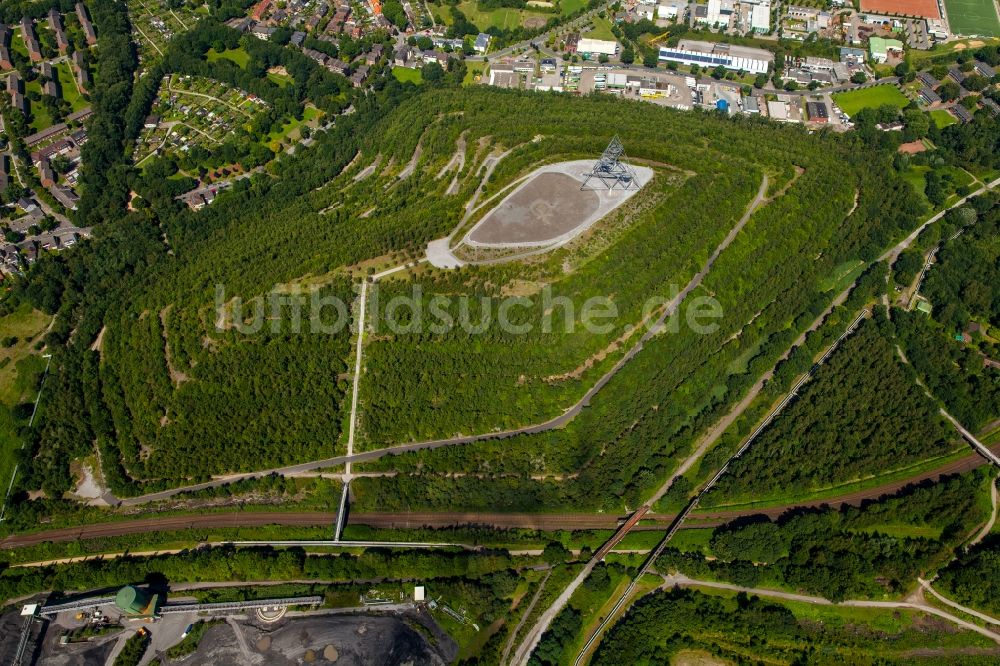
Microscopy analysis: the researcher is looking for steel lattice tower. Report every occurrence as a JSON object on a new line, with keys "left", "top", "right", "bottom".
{"left": 581, "top": 136, "right": 638, "bottom": 191}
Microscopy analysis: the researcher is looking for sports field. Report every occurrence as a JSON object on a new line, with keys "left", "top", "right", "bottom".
{"left": 860, "top": 0, "right": 939, "bottom": 18}
{"left": 945, "top": 0, "right": 1000, "bottom": 36}
{"left": 832, "top": 85, "right": 909, "bottom": 116}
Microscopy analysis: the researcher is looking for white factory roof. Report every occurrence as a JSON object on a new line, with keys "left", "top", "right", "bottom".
{"left": 658, "top": 2, "right": 680, "bottom": 16}
{"left": 751, "top": 3, "right": 770, "bottom": 31}
{"left": 607, "top": 72, "right": 628, "bottom": 86}
{"left": 662, "top": 39, "right": 773, "bottom": 73}
{"left": 707, "top": 0, "right": 722, "bottom": 24}
{"left": 577, "top": 37, "right": 619, "bottom": 55}
{"left": 680, "top": 39, "right": 773, "bottom": 61}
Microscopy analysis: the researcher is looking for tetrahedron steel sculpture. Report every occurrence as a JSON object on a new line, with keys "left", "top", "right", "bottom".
{"left": 581, "top": 136, "right": 638, "bottom": 191}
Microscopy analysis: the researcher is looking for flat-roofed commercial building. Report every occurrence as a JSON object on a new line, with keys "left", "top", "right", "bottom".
{"left": 659, "top": 40, "right": 772, "bottom": 74}
{"left": 806, "top": 101, "right": 829, "bottom": 122}
{"left": 750, "top": 2, "right": 770, "bottom": 32}
{"left": 577, "top": 37, "right": 618, "bottom": 57}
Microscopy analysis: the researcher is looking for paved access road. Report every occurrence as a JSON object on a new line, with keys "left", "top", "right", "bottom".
{"left": 881, "top": 175, "right": 1000, "bottom": 264}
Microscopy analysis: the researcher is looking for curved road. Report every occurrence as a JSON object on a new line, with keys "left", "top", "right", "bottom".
{"left": 971, "top": 477, "right": 998, "bottom": 546}
{"left": 919, "top": 578, "right": 1000, "bottom": 629}
{"left": 552, "top": 177, "right": 1000, "bottom": 665}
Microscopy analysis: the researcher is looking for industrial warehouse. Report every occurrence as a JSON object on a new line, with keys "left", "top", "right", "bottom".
{"left": 2, "top": 582, "right": 452, "bottom": 664}
{"left": 657, "top": 40, "right": 774, "bottom": 75}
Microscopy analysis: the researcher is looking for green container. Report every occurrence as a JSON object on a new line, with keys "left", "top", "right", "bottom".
{"left": 115, "top": 585, "right": 151, "bottom": 615}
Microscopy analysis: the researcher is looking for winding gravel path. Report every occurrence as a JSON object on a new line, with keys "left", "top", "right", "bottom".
{"left": 665, "top": 574, "right": 1000, "bottom": 644}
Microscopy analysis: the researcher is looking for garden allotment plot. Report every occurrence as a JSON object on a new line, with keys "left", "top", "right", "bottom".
{"left": 128, "top": 0, "right": 204, "bottom": 64}
{"left": 136, "top": 74, "right": 267, "bottom": 166}
{"left": 945, "top": 0, "right": 1000, "bottom": 36}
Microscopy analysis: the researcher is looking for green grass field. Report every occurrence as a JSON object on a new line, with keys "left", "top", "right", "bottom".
{"left": 832, "top": 85, "right": 909, "bottom": 116}
{"left": 945, "top": 0, "right": 1000, "bottom": 36}
{"left": 560, "top": 0, "right": 586, "bottom": 14}
{"left": 266, "top": 71, "right": 294, "bottom": 87}
{"left": 903, "top": 164, "right": 931, "bottom": 199}
{"left": 563, "top": 573, "right": 633, "bottom": 664}
{"left": 207, "top": 47, "right": 250, "bottom": 68}
{"left": 436, "top": 1, "right": 551, "bottom": 30}
{"left": 464, "top": 61, "right": 487, "bottom": 85}
{"left": 392, "top": 66, "right": 423, "bottom": 84}
{"left": 266, "top": 105, "right": 323, "bottom": 151}
{"left": 851, "top": 523, "right": 943, "bottom": 539}
{"left": 585, "top": 15, "right": 617, "bottom": 40}
{"left": 24, "top": 79, "right": 54, "bottom": 133}
{"left": 700, "top": 444, "right": 971, "bottom": 511}
{"left": 920, "top": 164, "right": 979, "bottom": 206}
{"left": 666, "top": 528, "right": 714, "bottom": 554}
{"left": 946, "top": 165, "right": 976, "bottom": 188}
{"left": 0, "top": 407, "right": 21, "bottom": 506}
{"left": 54, "top": 62, "right": 88, "bottom": 111}
{"left": 0, "top": 304, "right": 50, "bottom": 498}
{"left": 818, "top": 259, "right": 866, "bottom": 293}
{"left": 10, "top": 29, "right": 29, "bottom": 59}
{"left": 984, "top": 424, "right": 1000, "bottom": 444}
{"left": 0, "top": 304, "right": 50, "bottom": 406}
{"left": 930, "top": 108, "right": 958, "bottom": 128}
